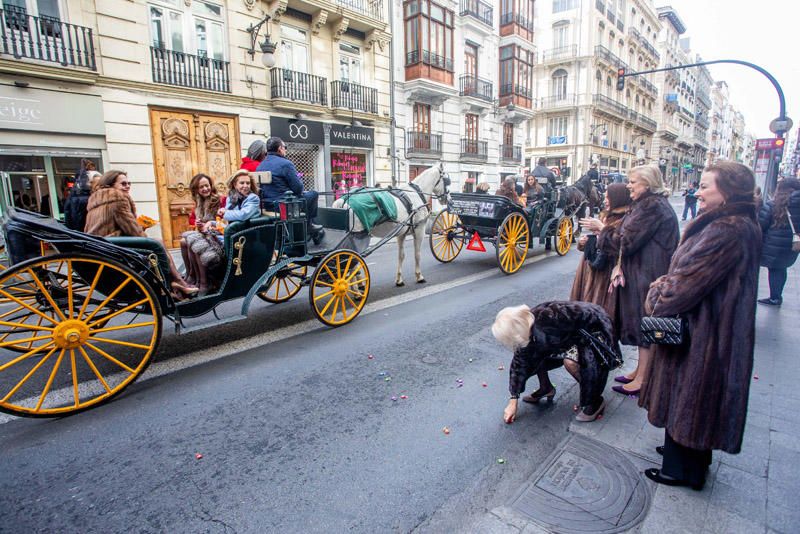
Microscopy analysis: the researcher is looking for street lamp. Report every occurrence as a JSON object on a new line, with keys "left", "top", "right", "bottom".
{"left": 246, "top": 15, "right": 277, "bottom": 68}
{"left": 589, "top": 123, "right": 608, "bottom": 145}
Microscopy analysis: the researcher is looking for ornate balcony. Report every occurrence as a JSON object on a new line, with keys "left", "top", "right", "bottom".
{"left": 459, "top": 74, "right": 493, "bottom": 102}
{"left": 407, "top": 131, "right": 442, "bottom": 158}
{"left": 539, "top": 94, "right": 576, "bottom": 111}
{"left": 541, "top": 45, "right": 577, "bottom": 64}
{"left": 270, "top": 68, "right": 327, "bottom": 107}
{"left": 150, "top": 46, "right": 230, "bottom": 92}
{"left": 331, "top": 80, "right": 378, "bottom": 114}
{"left": 460, "top": 139, "right": 488, "bottom": 162}
{"left": 460, "top": 0, "right": 492, "bottom": 28}
{"left": 594, "top": 45, "right": 627, "bottom": 70}
{"left": 593, "top": 93, "right": 629, "bottom": 119}
{"left": 500, "top": 144, "right": 522, "bottom": 164}
{"left": 0, "top": 8, "right": 96, "bottom": 71}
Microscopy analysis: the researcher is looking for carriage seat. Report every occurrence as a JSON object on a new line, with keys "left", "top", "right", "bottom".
{"left": 222, "top": 215, "right": 278, "bottom": 253}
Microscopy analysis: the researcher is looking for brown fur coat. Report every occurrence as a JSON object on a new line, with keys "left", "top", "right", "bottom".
{"left": 84, "top": 188, "right": 145, "bottom": 237}
{"left": 616, "top": 192, "right": 679, "bottom": 346}
{"left": 639, "top": 202, "right": 761, "bottom": 453}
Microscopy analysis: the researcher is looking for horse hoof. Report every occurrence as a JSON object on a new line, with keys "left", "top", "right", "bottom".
{"left": 417, "top": 278, "right": 426, "bottom": 284}
{"left": 396, "top": 281, "right": 405, "bottom": 287}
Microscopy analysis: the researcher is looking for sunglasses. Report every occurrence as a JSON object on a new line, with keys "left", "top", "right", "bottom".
{"left": 118, "top": 181, "right": 131, "bottom": 187}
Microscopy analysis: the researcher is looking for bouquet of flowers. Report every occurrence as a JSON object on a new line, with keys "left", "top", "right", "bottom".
{"left": 137, "top": 214, "right": 158, "bottom": 229}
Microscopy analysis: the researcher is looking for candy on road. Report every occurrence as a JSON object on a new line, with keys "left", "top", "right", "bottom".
{"left": 195, "top": 453, "right": 203, "bottom": 460}
{"left": 442, "top": 427, "right": 450, "bottom": 435}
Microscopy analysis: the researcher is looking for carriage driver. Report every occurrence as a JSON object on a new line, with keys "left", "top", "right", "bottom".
{"left": 531, "top": 157, "right": 558, "bottom": 191}
{"left": 257, "top": 137, "right": 325, "bottom": 244}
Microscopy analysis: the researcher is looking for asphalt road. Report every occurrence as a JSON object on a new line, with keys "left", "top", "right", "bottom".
{"left": 0, "top": 239, "right": 589, "bottom": 533}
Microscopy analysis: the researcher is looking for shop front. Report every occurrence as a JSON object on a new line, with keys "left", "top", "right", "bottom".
{"left": 269, "top": 116, "right": 374, "bottom": 201}
{"left": 0, "top": 84, "right": 106, "bottom": 219}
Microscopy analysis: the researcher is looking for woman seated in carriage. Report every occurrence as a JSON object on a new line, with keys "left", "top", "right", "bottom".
{"left": 522, "top": 174, "right": 545, "bottom": 208}
{"left": 84, "top": 170, "right": 199, "bottom": 298}
{"left": 495, "top": 177, "right": 524, "bottom": 207}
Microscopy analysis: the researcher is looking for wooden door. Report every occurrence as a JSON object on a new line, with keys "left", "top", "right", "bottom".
{"left": 150, "top": 108, "right": 240, "bottom": 247}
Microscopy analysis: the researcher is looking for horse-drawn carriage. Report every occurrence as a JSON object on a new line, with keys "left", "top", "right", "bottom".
{"left": 429, "top": 185, "right": 586, "bottom": 274}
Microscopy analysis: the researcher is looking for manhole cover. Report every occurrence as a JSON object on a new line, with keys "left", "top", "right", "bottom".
{"left": 511, "top": 435, "right": 651, "bottom": 533}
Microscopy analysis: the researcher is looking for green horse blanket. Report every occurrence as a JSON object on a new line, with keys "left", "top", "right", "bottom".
{"left": 341, "top": 187, "right": 398, "bottom": 232}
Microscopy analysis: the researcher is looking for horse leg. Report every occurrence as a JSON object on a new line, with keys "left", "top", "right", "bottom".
{"left": 396, "top": 233, "right": 406, "bottom": 287}
{"left": 414, "top": 224, "right": 426, "bottom": 283}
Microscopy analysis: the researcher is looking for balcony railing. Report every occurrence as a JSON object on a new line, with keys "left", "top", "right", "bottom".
{"left": 407, "top": 131, "right": 442, "bottom": 156}
{"left": 459, "top": 0, "right": 492, "bottom": 27}
{"left": 500, "top": 12, "right": 533, "bottom": 32}
{"left": 541, "top": 45, "right": 577, "bottom": 62}
{"left": 150, "top": 47, "right": 230, "bottom": 92}
{"left": 640, "top": 78, "right": 658, "bottom": 96}
{"left": 499, "top": 84, "right": 533, "bottom": 100}
{"left": 594, "top": 45, "right": 627, "bottom": 70}
{"left": 459, "top": 74, "right": 493, "bottom": 101}
{"left": 697, "top": 91, "right": 711, "bottom": 108}
{"left": 0, "top": 8, "right": 96, "bottom": 70}
{"left": 333, "top": 0, "right": 384, "bottom": 21}
{"left": 405, "top": 49, "right": 454, "bottom": 72}
{"left": 331, "top": 80, "right": 378, "bottom": 113}
{"left": 638, "top": 36, "right": 660, "bottom": 61}
{"left": 460, "top": 139, "right": 488, "bottom": 161}
{"left": 270, "top": 68, "right": 327, "bottom": 105}
{"left": 539, "top": 94, "right": 576, "bottom": 109}
{"left": 500, "top": 144, "right": 522, "bottom": 163}
{"left": 593, "top": 93, "right": 629, "bottom": 119}
{"left": 639, "top": 115, "right": 657, "bottom": 131}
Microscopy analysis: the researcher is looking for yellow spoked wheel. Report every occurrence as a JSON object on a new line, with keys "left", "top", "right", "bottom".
{"left": 0, "top": 254, "right": 161, "bottom": 417}
{"left": 429, "top": 210, "right": 465, "bottom": 263}
{"left": 309, "top": 250, "right": 370, "bottom": 327}
{"left": 496, "top": 213, "right": 530, "bottom": 275}
{"left": 555, "top": 217, "right": 574, "bottom": 256}
{"left": 257, "top": 263, "right": 308, "bottom": 303}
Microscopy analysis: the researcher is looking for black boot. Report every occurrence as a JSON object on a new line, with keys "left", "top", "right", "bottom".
{"left": 307, "top": 222, "right": 325, "bottom": 245}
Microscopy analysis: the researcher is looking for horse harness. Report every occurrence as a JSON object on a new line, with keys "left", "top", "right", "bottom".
{"left": 388, "top": 184, "right": 430, "bottom": 229}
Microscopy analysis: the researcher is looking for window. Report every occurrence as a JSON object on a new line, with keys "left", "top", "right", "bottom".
{"left": 501, "top": 0, "right": 534, "bottom": 29}
{"left": 464, "top": 42, "right": 478, "bottom": 77}
{"left": 503, "top": 123, "right": 514, "bottom": 146}
{"left": 339, "top": 42, "right": 362, "bottom": 84}
{"left": 280, "top": 26, "right": 309, "bottom": 73}
{"left": 553, "top": 23, "right": 569, "bottom": 49}
{"left": 553, "top": 0, "right": 577, "bottom": 12}
{"left": 3, "top": 0, "right": 60, "bottom": 20}
{"left": 404, "top": 0, "right": 454, "bottom": 71}
{"left": 413, "top": 103, "right": 431, "bottom": 133}
{"left": 548, "top": 116, "right": 568, "bottom": 137}
{"left": 149, "top": 0, "right": 225, "bottom": 59}
{"left": 551, "top": 69, "right": 568, "bottom": 99}
{"left": 499, "top": 44, "right": 534, "bottom": 98}
{"left": 465, "top": 114, "right": 479, "bottom": 140}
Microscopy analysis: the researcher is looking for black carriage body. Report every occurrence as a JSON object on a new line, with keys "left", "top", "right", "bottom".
{"left": 447, "top": 192, "right": 561, "bottom": 243}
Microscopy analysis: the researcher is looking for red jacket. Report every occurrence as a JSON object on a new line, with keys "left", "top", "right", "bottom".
{"left": 240, "top": 157, "right": 262, "bottom": 172}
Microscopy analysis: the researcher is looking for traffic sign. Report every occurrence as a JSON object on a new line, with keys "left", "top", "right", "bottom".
{"left": 769, "top": 117, "right": 793, "bottom": 135}
{"left": 467, "top": 233, "right": 486, "bottom": 252}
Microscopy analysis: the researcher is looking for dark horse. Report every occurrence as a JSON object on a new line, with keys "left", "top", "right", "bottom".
{"left": 560, "top": 174, "right": 602, "bottom": 218}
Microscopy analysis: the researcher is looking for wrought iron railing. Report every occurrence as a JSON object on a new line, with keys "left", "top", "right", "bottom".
{"left": 539, "top": 94, "right": 576, "bottom": 109}
{"left": 333, "top": 0, "right": 384, "bottom": 20}
{"left": 499, "top": 12, "right": 533, "bottom": 32}
{"left": 639, "top": 115, "right": 657, "bottom": 131}
{"left": 331, "top": 80, "right": 378, "bottom": 113}
{"left": 593, "top": 93, "right": 629, "bottom": 119}
{"left": 595, "top": 45, "right": 627, "bottom": 70}
{"left": 500, "top": 144, "right": 522, "bottom": 163}
{"left": 460, "top": 139, "right": 488, "bottom": 160}
{"left": 459, "top": 0, "right": 492, "bottom": 27}
{"left": 407, "top": 131, "right": 442, "bottom": 156}
{"left": 640, "top": 78, "right": 658, "bottom": 96}
{"left": 541, "top": 45, "right": 577, "bottom": 62}
{"left": 270, "top": 68, "right": 327, "bottom": 105}
{"left": 0, "top": 8, "right": 95, "bottom": 70}
{"left": 405, "top": 49, "right": 454, "bottom": 72}
{"left": 150, "top": 46, "right": 230, "bottom": 92}
{"left": 459, "top": 74, "right": 493, "bottom": 101}
{"left": 499, "top": 84, "right": 533, "bottom": 100}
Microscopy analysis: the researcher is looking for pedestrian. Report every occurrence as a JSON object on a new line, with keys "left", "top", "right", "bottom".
{"left": 611, "top": 165, "right": 679, "bottom": 396}
{"left": 240, "top": 139, "right": 266, "bottom": 172}
{"left": 64, "top": 170, "right": 101, "bottom": 231}
{"left": 757, "top": 177, "right": 800, "bottom": 306}
{"left": 257, "top": 137, "right": 325, "bottom": 244}
{"left": 639, "top": 161, "right": 761, "bottom": 491}
{"left": 492, "top": 301, "right": 620, "bottom": 424}
{"left": 572, "top": 183, "right": 632, "bottom": 331}
{"left": 495, "top": 177, "right": 523, "bottom": 206}
{"left": 681, "top": 181, "right": 698, "bottom": 220}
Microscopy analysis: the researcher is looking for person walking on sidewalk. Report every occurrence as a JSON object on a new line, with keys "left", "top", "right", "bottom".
{"left": 757, "top": 177, "right": 800, "bottom": 306}
{"left": 682, "top": 181, "right": 698, "bottom": 220}
{"left": 639, "top": 162, "right": 761, "bottom": 491}
{"left": 611, "top": 166, "right": 679, "bottom": 396}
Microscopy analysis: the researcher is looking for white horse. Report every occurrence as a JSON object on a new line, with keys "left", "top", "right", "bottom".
{"left": 332, "top": 163, "right": 450, "bottom": 286}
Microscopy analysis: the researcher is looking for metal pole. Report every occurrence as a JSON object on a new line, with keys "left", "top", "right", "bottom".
{"left": 387, "top": 0, "right": 397, "bottom": 187}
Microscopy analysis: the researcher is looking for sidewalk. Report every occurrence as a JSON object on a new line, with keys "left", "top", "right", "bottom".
{"left": 469, "top": 252, "right": 799, "bottom": 532}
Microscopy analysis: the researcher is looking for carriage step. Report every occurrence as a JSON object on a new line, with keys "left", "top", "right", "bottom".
{"left": 177, "top": 314, "right": 248, "bottom": 334}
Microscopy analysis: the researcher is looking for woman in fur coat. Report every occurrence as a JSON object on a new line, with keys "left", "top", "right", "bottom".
{"left": 612, "top": 166, "right": 679, "bottom": 396}
{"left": 639, "top": 161, "right": 761, "bottom": 491}
{"left": 492, "top": 301, "right": 621, "bottom": 423}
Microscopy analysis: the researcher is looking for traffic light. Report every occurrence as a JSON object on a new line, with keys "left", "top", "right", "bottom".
{"left": 774, "top": 137, "right": 785, "bottom": 161}
{"left": 616, "top": 68, "right": 625, "bottom": 91}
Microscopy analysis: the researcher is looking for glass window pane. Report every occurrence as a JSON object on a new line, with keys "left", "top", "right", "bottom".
{"left": 281, "top": 25, "right": 307, "bottom": 42}
{"left": 36, "top": 0, "right": 59, "bottom": 19}
{"left": 169, "top": 11, "right": 183, "bottom": 52}
{"left": 195, "top": 19, "right": 207, "bottom": 56}
{"left": 209, "top": 23, "right": 223, "bottom": 60}
{"left": 150, "top": 7, "right": 164, "bottom": 48}
{"left": 191, "top": 0, "right": 222, "bottom": 18}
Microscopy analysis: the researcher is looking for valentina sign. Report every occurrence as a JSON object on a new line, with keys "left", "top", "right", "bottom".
{"left": 329, "top": 124, "right": 374, "bottom": 148}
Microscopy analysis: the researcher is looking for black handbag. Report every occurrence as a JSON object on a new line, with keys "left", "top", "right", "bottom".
{"left": 640, "top": 296, "right": 688, "bottom": 346}
{"left": 578, "top": 329, "right": 623, "bottom": 370}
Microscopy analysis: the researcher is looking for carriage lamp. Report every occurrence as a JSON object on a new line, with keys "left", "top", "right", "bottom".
{"left": 246, "top": 15, "right": 277, "bottom": 68}
{"left": 278, "top": 198, "right": 304, "bottom": 221}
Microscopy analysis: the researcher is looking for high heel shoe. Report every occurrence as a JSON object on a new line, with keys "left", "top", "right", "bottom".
{"left": 522, "top": 386, "right": 556, "bottom": 404}
{"left": 171, "top": 281, "right": 199, "bottom": 297}
{"left": 612, "top": 384, "right": 640, "bottom": 396}
{"left": 614, "top": 375, "right": 634, "bottom": 384}
{"left": 575, "top": 398, "right": 606, "bottom": 422}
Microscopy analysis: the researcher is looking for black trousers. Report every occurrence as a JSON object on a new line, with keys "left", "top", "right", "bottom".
{"left": 768, "top": 268, "right": 788, "bottom": 300}
{"left": 661, "top": 430, "right": 711, "bottom": 487}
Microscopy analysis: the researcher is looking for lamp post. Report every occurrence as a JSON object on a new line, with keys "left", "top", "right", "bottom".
{"left": 246, "top": 15, "right": 277, "bottom": 68}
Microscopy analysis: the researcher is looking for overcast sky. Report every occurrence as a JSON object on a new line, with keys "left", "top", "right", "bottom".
{"left": 657, "top": 0, "right": 799, "bottom": 139}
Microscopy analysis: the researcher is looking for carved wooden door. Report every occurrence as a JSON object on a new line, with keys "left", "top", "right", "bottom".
{"left": 150, "top": 109, "right": 240, "bottom": 247}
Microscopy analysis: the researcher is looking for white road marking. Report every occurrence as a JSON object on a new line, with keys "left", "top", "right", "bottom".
{"left": 0, "top": 251, "right": 558, "bottom": 424}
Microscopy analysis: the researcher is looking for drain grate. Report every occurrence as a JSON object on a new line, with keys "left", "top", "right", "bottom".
{"left": 511, "top": 435, "right": 651, "bottom": 533}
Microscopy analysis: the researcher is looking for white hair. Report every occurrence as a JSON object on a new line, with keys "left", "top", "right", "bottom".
{"left": 491, "top": 305, "right": 534, "bottom": 351}
{"left": 630, "top": 165, "right": 670, "bottom": 197}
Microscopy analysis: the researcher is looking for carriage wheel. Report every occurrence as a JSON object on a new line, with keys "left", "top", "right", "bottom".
{"left": 429, "top": 210, "right": 465, "bottom": 263}
{"left": 496, "top": 213, "right": 530, "bottom": 274}
{"left": 0, "top": 255, "right": 161, "bottom": 417}
{"left": 556, "top": 217, "right": 574, "bottom": 256}
{"left": 257, "top": 263, "right": 308, "bottom": 303}
{"left": 309, "top": 250, "right": 370, "bottom": 327}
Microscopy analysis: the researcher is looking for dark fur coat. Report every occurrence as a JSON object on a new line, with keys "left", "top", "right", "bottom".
{"left": 616, "top": 192, "right": 679, "bottom": 346}
{"left": 639, "top": 202, "right": 761, "bottom": 453}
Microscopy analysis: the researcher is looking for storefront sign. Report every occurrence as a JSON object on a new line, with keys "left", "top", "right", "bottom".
{"left": 0, "top": 85, "right": 105, "bottom": 135}
{"left": 331, "top": 151, "right": 367, "bottom": 197}
{"left": 270, "top": 117, "right": 325, "bottom": 145}
{"left": 330, "top": 124, "right": 374, "bottom": 148}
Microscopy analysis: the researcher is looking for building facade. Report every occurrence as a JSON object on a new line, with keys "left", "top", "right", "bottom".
{"left": 391, "top": 0, "right": 535, "bottom": 195}
{"left": 0, "top": 0, "right": 393, "bottom": 245}
{"left": 525, "top": 0, "right": 661, "bottom": 181}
